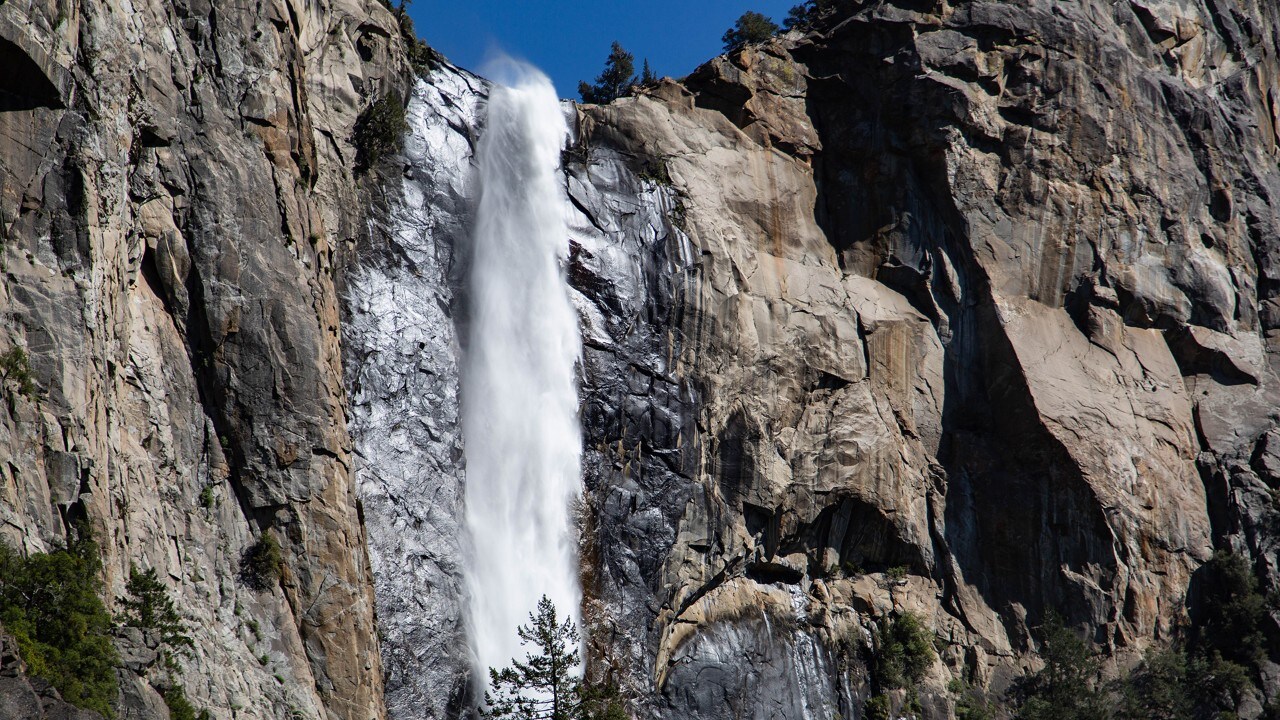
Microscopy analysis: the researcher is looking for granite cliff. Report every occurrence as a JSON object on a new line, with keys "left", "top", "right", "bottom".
{"left": 3, "top": 0, "right": 1280, "bottom": 719}
{"left": 0, "top": 0, "right": 410, "bottom": 717}
{"left": 568, "top": 0, "right": 1280, "bottom": 714}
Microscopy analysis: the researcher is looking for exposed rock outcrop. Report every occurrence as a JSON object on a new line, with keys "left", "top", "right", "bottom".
{"left": 0, "top": 0, "right": 411, "bottom": 717}
{"left": 349, "top": 1, "right": 1280, "bottom": 716}
{"left": 562, "top": 0, "right": 1280, "bottom": 716}
{"left": 342, "top": 62, "right": 484, "bottom": 720}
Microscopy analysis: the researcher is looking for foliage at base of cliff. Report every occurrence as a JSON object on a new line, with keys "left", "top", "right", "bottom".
{"left": 1007, "top": 552, "right": 1280, "bottom": 720}
{"left": 0, "top": 534, "right": 120, "bottom": 716}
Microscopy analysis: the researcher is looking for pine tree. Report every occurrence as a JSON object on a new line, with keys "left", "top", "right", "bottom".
{"left": 0, "top": 533, "right": 120, "bottom": 716}
{"left": 119, "top": 565, "right": 193, "bottom": 657}
{"left": 640, "top": 59, "right": 657, "bottom": 86}
{"left": 1015, "top": 614, "right": 1110, "bottom": 720}
{"left": 783, "top": 0, "right": 855, "bottom": 31}
{"left": 578, "top": 42, "right": 636, "bottom": 105}
{"left": 482, "top": 596, "right": 626, "bottom": 720}
{"left": 721, "top": 11, "right": 779, "bottom": 51}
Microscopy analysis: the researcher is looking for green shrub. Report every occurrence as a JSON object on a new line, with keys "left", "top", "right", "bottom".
{"left": 1192, "top": 551, "right": 1269, "bottom": 669}
{"left": 783, "top": 0, "right": 857, "bottom": 31}
{"left": 1013, "top": 553, "right": 1278, "bottom": 720}
{"left": 242, "top": 532, "right": 284, "bottom": 591}
{"left": 119, "top": 565, "right": 192, "bottom": 656}
{"left": 1116, "top": 649, "right": 1194, "bottom": 720}
{"left": 1114, "top": 646, "right": 1259, "bottom": 720}
{"left": 394, "top": 8, "right": 436, "bottom": 76}
{"left": 722, "top": 11, "right": 779, "bottom": 51}
{"left": 0, "top": 346, "right": 35, "bottom": 397}
{"left": 639, "top": 157, "right": 671, "bottom": 186}
{"left": 199, "top": 484, "right": 215, "bottom": 509}
{"left": 0, "top": 535, "right": 120, "bottom": 716}
{"left": 873, "top": 611, "right": 936, "bottom": 690}
{"left": 950, "top": 678, "right": 996, "bottom": 720}
{"left": 354, "top": 90, "right": 408, "bottom": 172}
{"left": 163, "top": 684, "right": 211, "bottom": 720}
{"left": 1014, "top": 614, "right": 1109, "bottom": 720}
{"left": 864, "top": 694, "right": 891, "bottom": 720}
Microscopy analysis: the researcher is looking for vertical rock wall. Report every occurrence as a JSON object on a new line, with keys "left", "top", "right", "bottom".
{"left": 4, "top": 0, "right": 1278, "bottom": 718}
{"left": 342, "top": 62, "right": 483, "bottom": 720}
{"left": 351, "top": 2, "right": 1280, "bottom": 714}
{"left": 0, "top": 0, "right": 410, "bottom": 717}
{"left": 565, "top": 0, "right": 1280, "bottom": 717}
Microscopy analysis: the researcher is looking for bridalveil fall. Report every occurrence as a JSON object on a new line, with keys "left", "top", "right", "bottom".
{"left": 461, "top": 61, "right": 584, "bottom": 687}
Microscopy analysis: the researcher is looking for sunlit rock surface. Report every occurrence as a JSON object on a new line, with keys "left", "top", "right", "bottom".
{"left": 0, "top": 0, "right": 406, "bottom": 717}
{"left": 358, "top": 0, "right": 1280, "bottom": 712}
{"left": 561, "top": 0, "right": 1280, "bottom": 715}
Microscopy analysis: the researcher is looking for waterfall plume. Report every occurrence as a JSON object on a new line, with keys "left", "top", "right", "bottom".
{"left": 461, "top": 59, "right": 583, "bottom": 692}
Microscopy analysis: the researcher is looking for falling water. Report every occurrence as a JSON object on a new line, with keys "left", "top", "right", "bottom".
{"left": 461, "top": 60, "right": 583, "bottom": 691}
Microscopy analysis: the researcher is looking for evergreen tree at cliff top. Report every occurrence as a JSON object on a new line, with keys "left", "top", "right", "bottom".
{"left": 722, "top": 11, "right": 780, "bottom": 51}
{"left": 783, "top": 0, "right": 861, "bottom": 31}
{"left": 482, "top": 595, "right": 625, "bottom": 720}
{"left": 578, "top": 43, "right": 636, "bottom": 105}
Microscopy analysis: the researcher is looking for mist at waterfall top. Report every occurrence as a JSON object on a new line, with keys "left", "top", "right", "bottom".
{"left": 411, "top": 0, "right": 800, "bottom": 98}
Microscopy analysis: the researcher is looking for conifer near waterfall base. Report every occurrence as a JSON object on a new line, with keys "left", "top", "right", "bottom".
{"left": 482, "top": 595, "right": 626, "bottom": 720}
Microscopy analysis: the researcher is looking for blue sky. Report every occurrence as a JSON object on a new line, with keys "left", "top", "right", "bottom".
{"left": 407, "top": 1, "right": 800, "bottom": 98}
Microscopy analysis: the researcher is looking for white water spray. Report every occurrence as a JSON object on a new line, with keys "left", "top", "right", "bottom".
{"left": 461, "top": 60, "right": 583, "bottom": 690}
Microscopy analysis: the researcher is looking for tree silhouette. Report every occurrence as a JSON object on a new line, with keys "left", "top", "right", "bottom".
{"left": 640, "top": 59, "right": 657, "bottom": 86}
{"left": 783, "top": 0, "right": 851, "bottom": 31}
{"left": 578, "top": 43, "right": 636, "bottom": 105}
{"left": 482, "top": 595, "right": 626, "bottom": 720}
{"left": 721, "top": 11, "right": 779, "bottom": 51}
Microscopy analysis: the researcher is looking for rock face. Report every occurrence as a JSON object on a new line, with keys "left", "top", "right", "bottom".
{"left": 0, "top": 0, "right": 409, "bottom": 717}
{"left": 562, "top": 0, "right": 1280, "bottom": 716}
{"left": 5, "top": 0, "right": 1280, "bottom": 718}
{"left": 342, "top": 62, "right": 484, "bottom": 720}
{"left": 346, "top": 0, "right": 1280, "bottom": 717}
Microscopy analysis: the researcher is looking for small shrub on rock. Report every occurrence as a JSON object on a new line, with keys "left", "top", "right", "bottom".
{"left": 1014, "top": 614, "right": 1109, "bottom": 720}
{"left": 164, "top": 684, "right": 211, "bottom": 720}
{"left": 0, "top": 345, "right": 36, "bottom": 397}
{"left": 783, "top": 0, "right": 858, "bottom": 31}
{"left": 395, "top": 9, "right": 436, "bottom": 77}
{"left": 722, "top": 11, "right": 780, "bottom": 51}
{"left": 119, "top": 565, "right": 192, "bottom": 658}
{"left": 241, "top": 531, "right": 284, "bottom": 591}
{"left": 864, "top": 694, "right": 891, "bottom": 720}
{"left": 354, "top": 89, "right": 408, "bottom": 172}
{"left": 873, "top": 611, "right": 936, "bottom": 690}
{"left": 950, "top": 679, "right": 996, "bottom": 720}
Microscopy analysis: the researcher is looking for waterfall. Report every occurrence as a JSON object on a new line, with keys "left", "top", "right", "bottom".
{"left": 461, "top": 60, "right": 583, "bottom": 691}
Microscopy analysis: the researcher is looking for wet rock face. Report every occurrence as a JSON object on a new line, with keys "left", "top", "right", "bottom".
{"left": 0, "top": 0, "right": 408, "bottom": 717}
{"left": 342, "top": 63, "right": 485, "bottom": 720}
